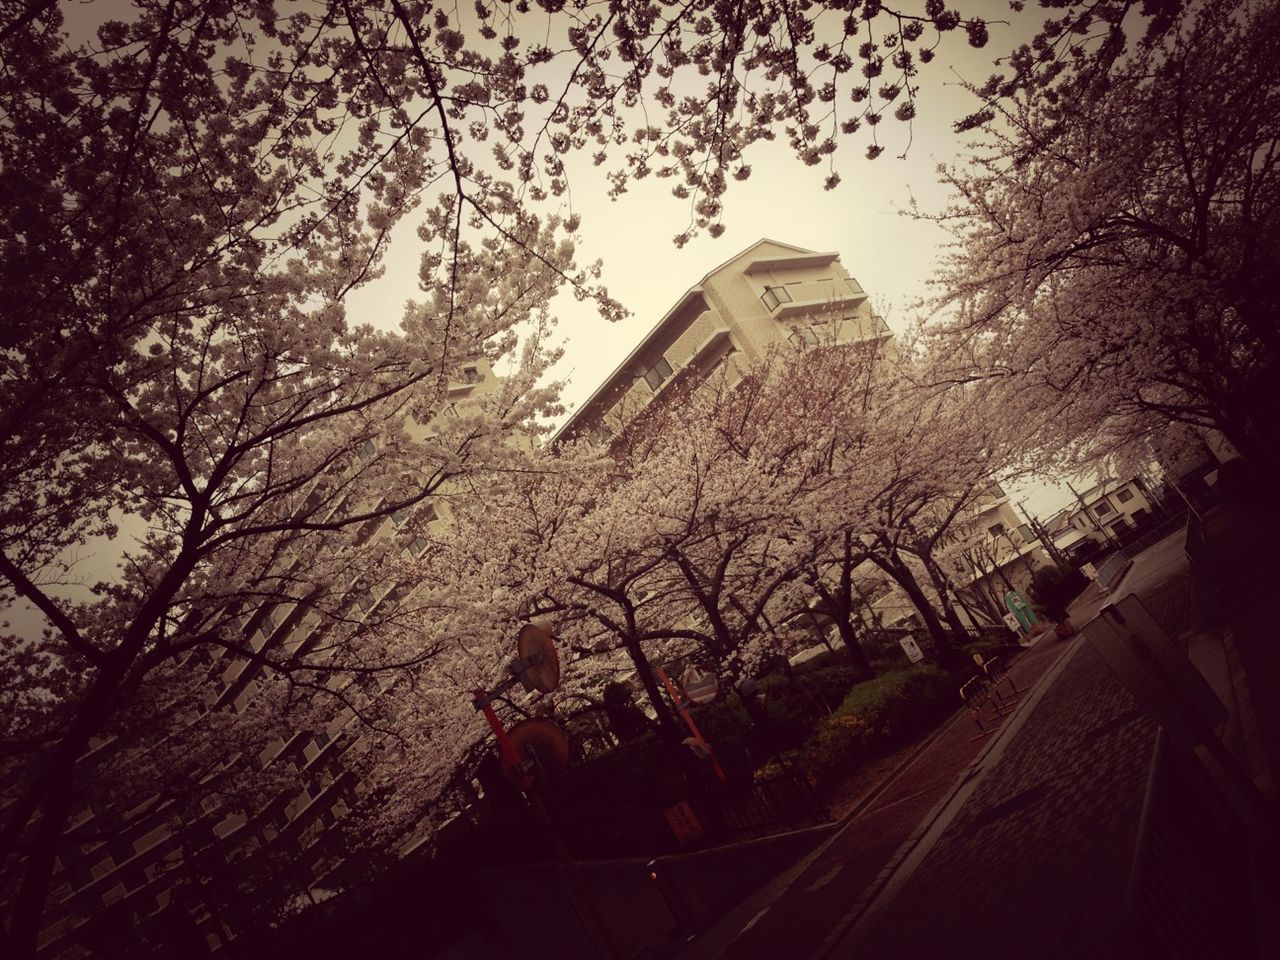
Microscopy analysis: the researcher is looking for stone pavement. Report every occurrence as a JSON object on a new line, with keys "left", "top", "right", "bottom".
{"left": 841, "top": 642, "right": 1156, "bottom": 959}
{"left": 829, "top": 533, "right": 1264, "bottom": 960}
{"left": 676, "top": 630, "right": 1081, "bottom": 960}
{"left": 679, "top": 529, "right": 1268, "bottom": 960}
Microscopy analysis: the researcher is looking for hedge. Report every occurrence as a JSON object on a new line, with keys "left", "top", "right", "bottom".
{"left": 796, "top": 665, "right": 957, "bottom": 787}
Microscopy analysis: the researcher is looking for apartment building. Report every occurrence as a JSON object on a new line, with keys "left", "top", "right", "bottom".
{"left": 28, "top": 360, "right": 501, "bottom": 958}
{"left": 556, "top": 238, "right": 891, "bottom": 445}
{"left": 941, "top": 483, "right": 1054, "bottom": 617}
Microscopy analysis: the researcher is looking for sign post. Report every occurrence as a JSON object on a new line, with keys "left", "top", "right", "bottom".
{"left": 657, "top": 666, "right": 726, "bottom": 781}
{"left": 899, "top": 634, "right": 925, "bottom": 664}
{"left": 469, "top": 624, "right": 622, "bottom": 960}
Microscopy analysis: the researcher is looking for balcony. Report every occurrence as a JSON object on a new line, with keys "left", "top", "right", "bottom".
{"left": 762, "top": 278, "right": 868, "bottom": 319}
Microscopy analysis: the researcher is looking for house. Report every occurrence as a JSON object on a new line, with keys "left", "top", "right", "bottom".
{"left": 1048, "top": 477, "right": 1159, "bottom": 558}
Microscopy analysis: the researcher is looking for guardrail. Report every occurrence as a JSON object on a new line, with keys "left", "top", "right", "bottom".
{"left": 1124, "top": 731, "right": 1258, "bottom": 958}
{"left": 560, "top": 768, "right": 827, "bottom": 860}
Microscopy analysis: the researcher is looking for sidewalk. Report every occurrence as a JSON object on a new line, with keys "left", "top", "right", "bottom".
{"left": 826, "top": 532, "right": 1263, "bottom": 960}
{"left": 675, "top": 631, "right": 1079, "bottom": 960}
{"left": 679, "top": 528, "right": 1267, "bottom": 960}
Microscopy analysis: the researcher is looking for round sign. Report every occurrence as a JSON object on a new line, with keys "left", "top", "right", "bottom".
{"left": 503, "top": 717, "right": 570, "bottom": 781}
{"left": 682, "top": 667, "right": 719, "bottom": 705}
{"left": 516, "top": 623, "right": 561, "bottom": 693}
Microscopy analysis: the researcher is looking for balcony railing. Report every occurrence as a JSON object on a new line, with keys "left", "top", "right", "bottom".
{"left": 764, "top": 277, "right": 867, "bottom": 318}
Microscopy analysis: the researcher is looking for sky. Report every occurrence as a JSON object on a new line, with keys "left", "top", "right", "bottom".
{"left": 344, "top": 4, "right": 1089, "bottom": 519}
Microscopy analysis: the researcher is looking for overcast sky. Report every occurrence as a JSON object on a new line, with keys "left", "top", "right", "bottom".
{"left": 344, "top": 6, "right": 1090, "bottom": 518}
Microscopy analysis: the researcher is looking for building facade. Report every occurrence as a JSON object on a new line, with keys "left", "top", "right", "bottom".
{"left": 556, "top": 238, "right": 891, "bottom": 445}
{"left": 27, "top": 360, "right": 502, "bottom": 957}
{"left": 1049, "top": 477, "right": 1159, "bottom": 559}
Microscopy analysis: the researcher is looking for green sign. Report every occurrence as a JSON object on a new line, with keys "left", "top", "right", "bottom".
{"left": 1005, "top": 590, "right": 1038, "bottom": 631}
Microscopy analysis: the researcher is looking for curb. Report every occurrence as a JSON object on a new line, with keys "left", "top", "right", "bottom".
{"left": 811, "top": 632, "right": 1089, "bottom": 959}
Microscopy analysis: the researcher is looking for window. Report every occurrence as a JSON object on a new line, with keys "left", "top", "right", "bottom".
{"left": 761, "top": 285, "right": 793, "bottom": 310}
{"left": 1116, "top": 488, "right": 1135, "bottom": 503}
{"left": 460, "top": 366, "right": 482, "bottom": 384}
{"left": 988, "top": 523, "right": 1007, "bottom": 539}
{"left": 642, "top": 356, "right": 673, "bottom": 391}
{"left": 788, "top": 325, "right": 817, "bottom": 348}
{"left": 1017, "top": 523, "right": 1033, "bottom": 544}
{"left": 1094, "top": 500, "right": 1115, "bottom": 518}
{"left": 255, "top": 607, "right": 278, "bottom": 637}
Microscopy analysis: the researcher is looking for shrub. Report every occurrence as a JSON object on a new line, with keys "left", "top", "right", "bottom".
{"left": 834, "top": 666, "right": 953, "bottom": 736}
{"left": 960, "top": 638, "right": 1019, "bottom": 668}
{"left": 799, "top": 715, "right": 872, "bottom": 787}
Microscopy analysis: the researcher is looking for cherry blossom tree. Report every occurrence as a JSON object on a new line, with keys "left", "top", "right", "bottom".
{"left": 0, "top": 0, "right": 1185, "bottom": 949}
{"left": 926, "top": 0, "right": 1280, "bottom": 475}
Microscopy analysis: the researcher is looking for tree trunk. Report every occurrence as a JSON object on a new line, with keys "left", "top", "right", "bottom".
{"left": 620, "top": 634, "right": 681, "bottom": 746}
{"left": 2, "top": 653, "right": 132, "bottom": 957}
{"left": 871, "top": 550, "right": 961, "bottom": 669}
{"left": 831, "top": 614, "right": 875, "bottom": 680}
{"left": 918, "top": 550, "right": 975, "bottom": 649}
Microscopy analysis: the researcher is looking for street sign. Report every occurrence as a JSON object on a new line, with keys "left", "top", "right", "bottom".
{"left": 515, "top": 623, "right": 561, "bottom": 693}
{"left": 503, "top": 717, "right": 571, "bottom": 782}
{"left": 900, "top": 635, "right": 925, "bottom": 664}
{"left": 681, "top": 667, "right": 719, "bottom": 705}
{"left": 1002, "top": 612, "right": 1023, "bottom": 634}
{"left": 662, "top": 801, "right": 705, "bottom": 846}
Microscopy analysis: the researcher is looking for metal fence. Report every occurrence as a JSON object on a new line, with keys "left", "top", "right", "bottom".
{"left": 1094, "top": 512, "right": 1190, "bottom": 591}
{"left": 1124, "top": 732, "right": 1258, "bottom": 959}
{"left": 559, "top": 767, "right": 827, "bottom": 860}
{"left": 1118, "top": 511, "right": 1190, "bottom": 560}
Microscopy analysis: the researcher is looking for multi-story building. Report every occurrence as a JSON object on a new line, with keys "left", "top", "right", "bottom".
{"left": 556, "top": 238, "right": 891, "bottom": 445}
{"left": 26, "top": 359, "right": 502, "bottom": 957}
{"left": 941, "top": 483, "right": 1054, "bottom": 619}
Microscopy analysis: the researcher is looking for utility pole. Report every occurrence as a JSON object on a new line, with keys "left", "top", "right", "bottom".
{"left": 1067, "top": 480, "right": 1120, "bottom": 549}
{"left": 1016, "top": 499, "right": 1070, "bottom": 569}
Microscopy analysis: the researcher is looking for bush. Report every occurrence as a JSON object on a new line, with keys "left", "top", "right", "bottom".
{"left": 960, "top": 638, "right": 1018, "bottom": 668}
{"left": 565, "top": 732, "right": 672, "bottom": 806}
{"left": 1028, "top": 566, "right": 1088, "bottom": 621}
{"left": 796, "top": 666, "right": 957, "bottom": 788}
{"left": 834, "top": 666, "right": 953, "bottom": 734}
{"left": 798, "top": 715, "right": 872, "bottom": 787}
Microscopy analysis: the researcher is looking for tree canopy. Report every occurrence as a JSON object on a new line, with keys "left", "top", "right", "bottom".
{"left": 1, "top": 0, "right": 1187, "bottom": 953}
{"left": 926, "top": 0, "right": 1280, "bottom": 474}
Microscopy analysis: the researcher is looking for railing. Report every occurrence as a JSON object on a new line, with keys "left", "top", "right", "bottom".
{"left": 558, "top": 767, "right": 827, "bottom": 860}
{"left": 1093, "top": 512, "right": 1190, "bottom": 592}
{"left": 1124, "top": 731, "right": 1258, "bottom": 958}
{"left": 1119, "top": 511, "right": 1190, "bottom": 559}
{"left": 769, "top": 278, "right": 867, "bottom": 318}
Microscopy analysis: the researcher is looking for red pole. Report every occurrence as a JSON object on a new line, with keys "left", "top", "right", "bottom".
{"left": 473, "top": 689, "right": 531, "bottom": 789}
{"left": 656, "top": 668, "right": 726, "bottom": 781}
